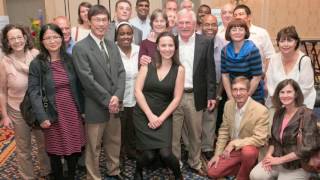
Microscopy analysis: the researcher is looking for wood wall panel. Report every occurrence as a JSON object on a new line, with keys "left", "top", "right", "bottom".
{"left": 200, "top": 0, "right": 320, "bottom": 40}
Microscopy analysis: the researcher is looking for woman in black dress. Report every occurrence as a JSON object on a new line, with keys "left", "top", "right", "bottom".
{"left": 133, "top": 32, "right": 185, "bottom": 180}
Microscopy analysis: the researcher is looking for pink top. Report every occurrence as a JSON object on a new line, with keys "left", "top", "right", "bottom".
{"left": 0, "top": 49, "right": 38, "bottom": 110}
{"left": 280, "top": 116, "right": 291, "bottom": 142}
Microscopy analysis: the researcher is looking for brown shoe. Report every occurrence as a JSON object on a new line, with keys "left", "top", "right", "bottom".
{"left": 190, "top": 167, "right": 207, "bottom": 177}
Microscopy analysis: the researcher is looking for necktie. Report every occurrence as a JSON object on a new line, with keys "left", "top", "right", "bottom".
{"left": 100, "top": 41, "right": 111, "bottom": 72}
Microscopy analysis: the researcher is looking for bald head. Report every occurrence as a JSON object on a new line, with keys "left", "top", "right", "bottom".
{"left": 221, "top": 3, "right": 235, "bottom": 27}
{"left": 53, "top": 16, "right": 71, "bottom": 44}
{"left": 201, "top": 14, "right": 218, "bottom": 38}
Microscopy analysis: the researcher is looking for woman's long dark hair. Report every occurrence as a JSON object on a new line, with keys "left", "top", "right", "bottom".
{"left": 153, "top": 32, "right": 180, "bottom": 68}
{"left": 38, "top": 23, "right": 67, "bottom": 62}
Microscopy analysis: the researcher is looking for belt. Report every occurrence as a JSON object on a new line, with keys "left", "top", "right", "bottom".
{"left": 184, "top": 88, "right": 193, "bottom": 93}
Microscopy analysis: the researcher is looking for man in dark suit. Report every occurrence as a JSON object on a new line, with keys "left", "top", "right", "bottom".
{"left": 105, "top": 0, "right": 142, "bottom": 45}
{"left": 72, "top": 5, "right": 125, "bottom": 180}
{"left": 172, "top": 8, "right": 216, "bottom": 176}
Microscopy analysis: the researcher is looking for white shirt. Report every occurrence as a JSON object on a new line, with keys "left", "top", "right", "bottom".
{"left": 213, "top": 35, "right": 225, "bottom": 83}
{"left": 71, "top": 26, "right": 91, "bottom": 42}
{"left": 249, "top": 24, "right": 275, "bottom": 70}
{"left": 117, "top": 44, "right": 139, "bottom": 107}
{"left": 179, "top": 33, "right": 195, "bottom": 88}
{"left": 90, "top": 32, "right": 109, "bottom": 57}
{"left": 129, "top": 16, "right": 151, "bottom": 40}
{"left": 233, "top": 97, "right": 250, "bottom": 139}
{"left": 266, "top": 51, "right": 316, "bottom": 109}
{"left": 217, "top": 25, "right": 229, "bottom": 46}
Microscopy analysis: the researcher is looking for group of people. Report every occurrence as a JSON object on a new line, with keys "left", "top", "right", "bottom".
{"left": 0, "top": 0, "right": 319, "bottom": 180}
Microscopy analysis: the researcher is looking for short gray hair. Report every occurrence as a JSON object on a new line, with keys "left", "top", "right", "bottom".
{"left": 177, "top": 8, "right": 196, "bottom": 22}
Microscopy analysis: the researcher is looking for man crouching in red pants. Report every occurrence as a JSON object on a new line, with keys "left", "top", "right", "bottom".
{"left": 207, "top": 76, "right": 269, "bottom": 180}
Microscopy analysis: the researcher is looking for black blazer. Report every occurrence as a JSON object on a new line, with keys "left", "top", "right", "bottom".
{"left": 28, "top": 53, "right": 84, "bottom": 124}
{"left": 175, "top": 34, "right": 216, "bottom": 110}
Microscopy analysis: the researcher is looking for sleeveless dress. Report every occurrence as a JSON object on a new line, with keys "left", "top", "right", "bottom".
{"left": 133, "top": 63, "right": 178, "bottom": 150}
{"left": 44, "top": 61, "right": 85, "bottom": 156}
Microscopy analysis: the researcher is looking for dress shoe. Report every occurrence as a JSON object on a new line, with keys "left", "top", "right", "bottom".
{"left": 202, "top": 151, "right": 214, "bottom": 161}
{"left": 190, "top": 167, "right": 207, "bottom": 177}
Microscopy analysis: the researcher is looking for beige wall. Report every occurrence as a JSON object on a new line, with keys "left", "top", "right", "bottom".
{"left": 201, "top": 0, "right": 320, "bottom": 40}
{"left": 0, "top": 0, "right": 319, "bottom": 40}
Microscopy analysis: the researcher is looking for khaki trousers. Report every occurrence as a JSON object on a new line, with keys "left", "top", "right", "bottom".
{"left": 172, "top": 93, "right": 203, "bottom": 170}
{"left": 8, "top": 106, "right": 50, "bottom": 180}
{"left": 182, "top": 109, "right": 217, "bottom": 152}
{"left": 201, "top": 109, "right": 217, "bottom": 152}
{"left": 250, "top": 162, "right": 310, "bottom": 180}
{"left": 85, "top": 114, "right": 121, "bottom": 180}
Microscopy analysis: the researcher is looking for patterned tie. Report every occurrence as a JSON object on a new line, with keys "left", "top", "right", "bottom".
{"left": 100, "top": 41, "right": 111, "bottom": 72}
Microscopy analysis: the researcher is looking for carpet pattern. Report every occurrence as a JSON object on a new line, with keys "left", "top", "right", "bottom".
{"left": 0, "top": 128, "right": 15, "bottom": 166}
{"left": 0, "top": 131, "right": 211, "bottom": 180}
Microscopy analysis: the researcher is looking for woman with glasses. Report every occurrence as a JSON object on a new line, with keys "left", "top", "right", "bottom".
{"left": 28, "top": 23, "right": 85, "bottom": 179}
{"left": 0, "top": 24, "right": 51, "bottom": 179}
{"left": 221, "top": 19, "right": 264, "bottom": 104}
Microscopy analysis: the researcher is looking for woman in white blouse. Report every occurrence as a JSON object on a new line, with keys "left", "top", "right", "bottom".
{"left": 266, "top": 26, "right": 316, "bottom": 109}
{"left": 116, "top": 22, "right": 139, "bottom": 158}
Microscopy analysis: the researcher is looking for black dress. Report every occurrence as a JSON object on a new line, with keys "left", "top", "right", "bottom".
{"left": 133, "top": 63, "right": 178, "bottom": 150}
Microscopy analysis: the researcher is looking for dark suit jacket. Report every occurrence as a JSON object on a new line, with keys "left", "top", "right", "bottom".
{"left": 176, "top": 34, "right": 216, "bottom": 111}
{"left": 28, "top": 53, "right": 84, "bottom": 124}
{"left": 72, "top": 34, "right": 125, "bottom": 123}
{"left": 106, "top": 21, "right": 142, "bottom": 45}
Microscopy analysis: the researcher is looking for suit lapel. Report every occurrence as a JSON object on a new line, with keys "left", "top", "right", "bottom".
{"left": 88, "top": 35, "right": 113, "bottom": 80}
{"left": 193, "top": 35, "right": 202, "bottom": 74}
{"left": 104, "top": 39, "right": 115, "bottom": 83}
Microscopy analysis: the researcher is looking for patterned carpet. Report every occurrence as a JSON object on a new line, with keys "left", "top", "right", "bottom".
{"left": 0, "top": 128, "right": 211, "bottom": 180}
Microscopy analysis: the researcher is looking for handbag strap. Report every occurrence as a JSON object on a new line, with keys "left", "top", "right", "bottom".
{"left": 298, "top": 55, "right": 308, "bottom": 72}
{"left": 297, "top": 108, "right": 305, "bottom": 146}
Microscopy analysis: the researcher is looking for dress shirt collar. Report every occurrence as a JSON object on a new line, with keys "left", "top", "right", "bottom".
{"left": 235, "top": 97, "right": 251, "bottom": 116}
{"left": 178, "top": 32, "right": 196, "bottom": 44}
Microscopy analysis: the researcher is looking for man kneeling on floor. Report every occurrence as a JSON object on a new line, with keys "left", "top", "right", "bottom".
{"left": 207, "top": 76, "right": 269, "bottom": 180}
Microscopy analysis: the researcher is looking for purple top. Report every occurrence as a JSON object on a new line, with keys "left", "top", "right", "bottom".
{"left": 138, "top": 39, "right": 157, "bottom": 62}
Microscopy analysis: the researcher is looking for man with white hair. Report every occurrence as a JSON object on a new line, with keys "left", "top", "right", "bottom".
{"left": 172, "top": 9, "right": 216, "bottom": 176}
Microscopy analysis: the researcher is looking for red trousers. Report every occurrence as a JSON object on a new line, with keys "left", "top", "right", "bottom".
{"left": 207, "top": 145, "right": 259, "bottom": 180}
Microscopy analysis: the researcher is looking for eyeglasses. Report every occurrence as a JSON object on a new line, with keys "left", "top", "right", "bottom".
{"left": 232, "top": 88, "right": 248, "bottom": 93}
{"left": 230, "top": 27, "right": 245, "bottom": 32}
{"left": 8, "top": 36, "right": 24, "bottom": 42}
{"left": 43, "top": 36, "right": 62, "bottom": 42}
{"left": 91, "top": 17, "right": 109, "bottom": 23}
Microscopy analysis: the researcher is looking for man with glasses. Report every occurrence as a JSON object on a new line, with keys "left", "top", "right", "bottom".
{"left": 106, "top": 0, "right": 142, "bottom": 45}
{"left": 72, "top": 4, "right": 125, "bottom": 180}
{"left": 207, "top": 76, "right": 269, "bottom": 180}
